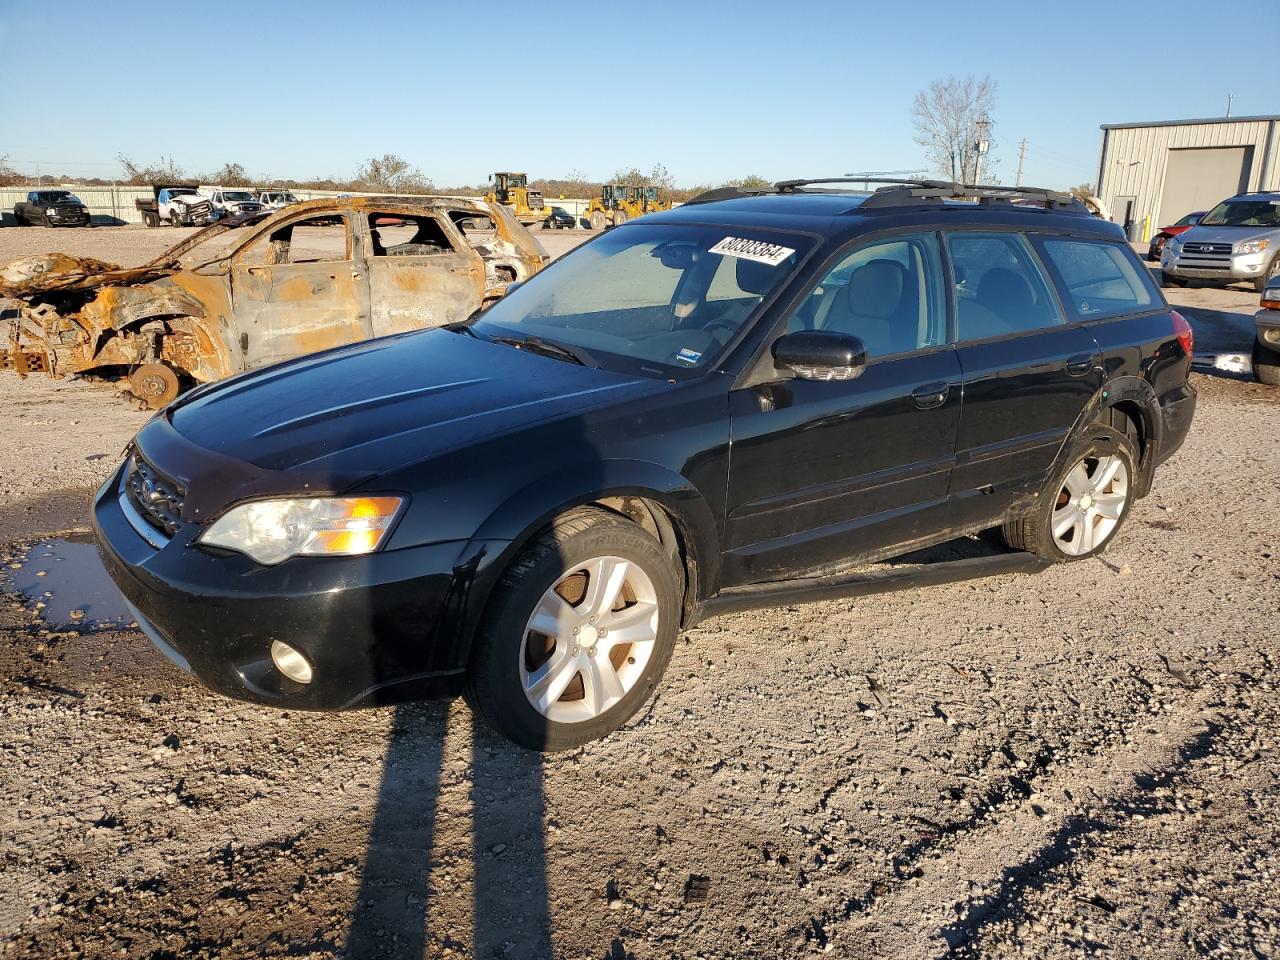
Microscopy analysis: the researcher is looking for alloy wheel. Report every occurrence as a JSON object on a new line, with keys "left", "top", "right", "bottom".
{"left": 520, "top": 555, "right": 659, "bottom": 724}
{"left": 1051, "top": 454, "right": 1129, "bottom": 556}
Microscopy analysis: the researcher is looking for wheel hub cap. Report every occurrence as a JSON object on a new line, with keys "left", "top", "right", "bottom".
{"left": 1051, "top": 454, "right": 1129, "bottom": 556}
{"left": 519, "top": 556, "right": 659, "bottom": 724}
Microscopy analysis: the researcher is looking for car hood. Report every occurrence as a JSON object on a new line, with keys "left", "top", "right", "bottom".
{"left": 1177, "top": 224, "right": 1275, "bottom": 247}
{"left": 166, "top": 329, "right": 662, "bottom": 477}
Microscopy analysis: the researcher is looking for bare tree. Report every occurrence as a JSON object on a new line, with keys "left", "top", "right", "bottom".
{"left": 912, "top": 75, "right": 998, "bottom": 185}
{"left": 206, "top": 162, "right": 249, "bottom": 185}
{"left": 117, "top": 154, "right": 187, "bottom": 185}
{"left": 0, "top": 155, "right": 22, "bottom": 187}
{"left": 352, "top": 154, "right": 433, "bottom": 194}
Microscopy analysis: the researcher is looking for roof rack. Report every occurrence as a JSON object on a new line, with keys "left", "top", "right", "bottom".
{"left": 685, "top": 177, "right": 1086, "bottom": 212}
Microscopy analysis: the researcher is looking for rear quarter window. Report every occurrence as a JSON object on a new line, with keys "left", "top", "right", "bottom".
{"left": 1034, "top": 237, "right": 1160, "bottom": 320}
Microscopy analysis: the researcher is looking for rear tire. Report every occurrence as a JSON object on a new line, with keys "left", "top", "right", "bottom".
{"left": 465, "top": 507, "right": 680, "bottom": 751}
{"left": 1254, "top": 340, "right": 1280, "bottom": 386}
{"left": 589, "top": 211, "right": 605, "bottom": 230}
{"left": 1002, "top": 419, "right": 1139, "bottom": 562}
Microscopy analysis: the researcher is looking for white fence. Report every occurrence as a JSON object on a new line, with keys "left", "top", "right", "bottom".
{"left": 0, "top": 183, "right": 595, "bottom": 227}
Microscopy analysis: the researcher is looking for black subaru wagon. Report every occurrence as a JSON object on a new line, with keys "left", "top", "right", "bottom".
{"left": 94, "top": 179, "right": 1196, "bottom": 750}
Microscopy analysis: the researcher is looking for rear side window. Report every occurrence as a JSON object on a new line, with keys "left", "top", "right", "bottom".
{"left": 947, "top": 232, "right": 1064, "bottom": 341}
{"left": 1034, "top": 237, "right": 1158, "bottom": 320}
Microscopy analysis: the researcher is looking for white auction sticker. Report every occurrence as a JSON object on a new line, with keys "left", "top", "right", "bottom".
{"left": 708, "top": 236, "right": 795, "bottom": 267}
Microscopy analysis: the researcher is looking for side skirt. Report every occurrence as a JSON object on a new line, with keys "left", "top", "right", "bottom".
{"left": 690, "top": 551, "right": 1050, "bottom": 625}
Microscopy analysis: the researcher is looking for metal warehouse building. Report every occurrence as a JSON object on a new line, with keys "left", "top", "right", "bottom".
{"left": 1097, "top": 115, "right": 1280, "bottom": 240}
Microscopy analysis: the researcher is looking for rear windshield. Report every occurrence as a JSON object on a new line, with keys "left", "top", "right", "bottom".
{"left": 473, "top": 223, "right": 812, "bottom": 379}
{"left": 1199, "top": 199, "right": 1280, "bottom": 227}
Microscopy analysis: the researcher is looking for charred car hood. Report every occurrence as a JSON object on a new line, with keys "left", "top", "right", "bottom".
{"left": 165, "top": 329, "right": 661, "bottom": 477}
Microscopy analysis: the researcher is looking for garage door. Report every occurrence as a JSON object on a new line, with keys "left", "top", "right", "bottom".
{"left": 1159, "top": 146, "right": 1253, "bottom": 226}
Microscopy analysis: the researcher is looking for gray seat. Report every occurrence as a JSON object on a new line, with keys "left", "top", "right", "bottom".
{"left": 819, "top": 259, "right": 916, "bottom": 356}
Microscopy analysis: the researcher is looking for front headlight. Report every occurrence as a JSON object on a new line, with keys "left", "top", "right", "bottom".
{"left": 198, "top": 496, "right": 404, "bottom": 566}
{"left": 1238, "top": 238, "right": 1270, "bottom": 256}
{"left": 1166, "top": 238, "right": 1182, "bottom": 254}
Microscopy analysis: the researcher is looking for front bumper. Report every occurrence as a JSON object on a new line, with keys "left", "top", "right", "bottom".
{"left": 1156, "top": 383, "right": 1196, "bottom": 465}
{"left": 93, "top": 462, "right": 479, "bottom": 710}
{"left": 46, "top": 209, "right": 90, "bottom": 226}
{"left": 1162, "top": 250, "right": 1269, "bottom": 281}
{"left": 1256, "top": 309, "right": 1280, "bottom": 350}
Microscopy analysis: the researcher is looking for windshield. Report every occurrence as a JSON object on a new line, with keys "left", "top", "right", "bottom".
{"left": 1174, "top": 212, "right": 1202, "bottom": 227}
{"left": 37, "top": 191, "right": 76, "bottom": 202}
{"left": 472, "top": 223, "right": 810, "bottom": 379}
{"left": 1200, "top": 199, "right": 1280, "bottom": 227}
{"left": 223, "top": 191, "right": 254, "bottom": 201}
{"left": 171, "top": 189, "right": 197, "bottom": 197}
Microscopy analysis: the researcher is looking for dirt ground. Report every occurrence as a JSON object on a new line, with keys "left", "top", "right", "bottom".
{"left": 1, "top": 225, "right": 1278, "bottom": 959}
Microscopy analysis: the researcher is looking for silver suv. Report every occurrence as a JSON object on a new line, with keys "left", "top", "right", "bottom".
{"left": 1161, "top": 191, "right": 1280, "bottom": 293}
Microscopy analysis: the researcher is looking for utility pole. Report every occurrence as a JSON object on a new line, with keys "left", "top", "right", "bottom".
{"left": 1015, "top": 138, "right": 1027, "bottom": 187}
{"left": 1226, "top": 93, "right": 1233, "bottom": 118}
{"left": 973, "top": 115, "right": 992, "bottom": 185}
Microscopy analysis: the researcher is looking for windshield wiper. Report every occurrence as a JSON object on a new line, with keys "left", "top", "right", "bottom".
{"left": 492, "top": 335, "right": 599, "bottom": 368}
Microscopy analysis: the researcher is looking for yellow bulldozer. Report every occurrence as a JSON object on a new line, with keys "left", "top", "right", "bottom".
{"left": 584, "top": 185, "right": 673, "bottom": 229}
{"left": 484, "top": 172, "right": 552, "bottom": 226}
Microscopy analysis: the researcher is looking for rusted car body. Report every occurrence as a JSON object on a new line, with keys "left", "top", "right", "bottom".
{"left": 0, "top": 195, "right": 548, "bottom": 405}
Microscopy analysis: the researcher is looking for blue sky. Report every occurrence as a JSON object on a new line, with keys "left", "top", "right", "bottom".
{"left": 0, "top": 0, "right": 1267, "bottom": 189}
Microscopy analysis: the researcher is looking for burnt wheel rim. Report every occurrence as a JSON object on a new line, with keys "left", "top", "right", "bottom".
{"left": 519, "top": 555, "right": 659, "bottom": 724}
{"left": 1051, "top": 454, "right": 1129, "bottom": 556}
{"left": 130, "top": 364, "right": 179, "bottom": 409}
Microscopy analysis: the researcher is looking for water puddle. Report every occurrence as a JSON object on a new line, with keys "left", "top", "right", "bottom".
{"left": 2, "top": 532, "right": 131, "bottom": 630}
{"left": 1192, "top": 352, "right": 1251, "bottom": 375}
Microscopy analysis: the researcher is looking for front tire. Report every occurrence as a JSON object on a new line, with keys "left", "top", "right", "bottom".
{"left": 465, "top": 507, "right": 680, "bottom": 751}
{"left": 1254, "top": 340, "right": 1280, "bottom": 386}
{"left": 1002, "top": 421, "right": 1139, "bottom": 561}
{"left": 1161, "top": 271, "right": 1186, "bottom": 288}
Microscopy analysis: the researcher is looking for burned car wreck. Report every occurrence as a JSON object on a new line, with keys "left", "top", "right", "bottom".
{"left": 0, "top": 196, "right": 548, "bottom": 406}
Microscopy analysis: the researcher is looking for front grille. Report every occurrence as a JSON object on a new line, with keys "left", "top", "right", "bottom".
{"left": 527, "top": 191, "right": 544, "bottom": 207}
{"left": 188, "top": 200, "right": 214, "bottom": 219}
{"left": 1181, "top": 242, "right": 1231, "bottom": 255}
{"left": 124, "top": 455, "right": 186, "bottom": 535}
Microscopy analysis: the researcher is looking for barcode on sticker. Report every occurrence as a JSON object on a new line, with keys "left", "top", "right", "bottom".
{"left": 709, "top": 236, "right": 795, "bottom": 266}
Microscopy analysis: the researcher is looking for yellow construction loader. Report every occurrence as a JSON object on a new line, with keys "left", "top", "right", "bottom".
{"left": 584, "top": 185, "right": 673, "bottom": 229}
{"left": 484, "top": 172, "right": 552, "bottom": 226}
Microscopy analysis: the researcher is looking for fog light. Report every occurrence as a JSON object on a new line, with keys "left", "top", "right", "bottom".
{"left": 1264, "top": 328, "right": 1280, "bottom": 345}
{"left": 270, "top": 640, "right": 313, "bottom": 685}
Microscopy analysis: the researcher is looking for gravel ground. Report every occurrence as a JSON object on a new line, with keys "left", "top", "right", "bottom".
{"left": 1, "top": 228, "right": 1278, "bottom": 959}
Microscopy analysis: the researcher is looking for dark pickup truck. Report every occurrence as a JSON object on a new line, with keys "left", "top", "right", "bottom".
{"left": 13, "top": 190, "right": 91, "bottom": 227}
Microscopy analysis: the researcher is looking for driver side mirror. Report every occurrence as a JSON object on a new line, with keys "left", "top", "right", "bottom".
{"left": 772, "top": 331, "right": 867, "bottom": 381}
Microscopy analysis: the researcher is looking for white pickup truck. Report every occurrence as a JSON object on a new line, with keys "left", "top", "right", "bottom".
{"left": 199, "top": 186, "right": 266, "bottom": 220}
{"left": 134, "top": 185, "right": 215, "bottom": 227}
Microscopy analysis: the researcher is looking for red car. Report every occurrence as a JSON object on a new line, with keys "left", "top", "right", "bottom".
{"left": 1147, "top": 211, "right": 1205, "bottom": 261}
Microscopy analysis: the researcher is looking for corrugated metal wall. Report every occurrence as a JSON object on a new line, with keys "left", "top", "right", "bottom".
{"left": 1097, "top": 118, "right": 1280, "bottom": 234}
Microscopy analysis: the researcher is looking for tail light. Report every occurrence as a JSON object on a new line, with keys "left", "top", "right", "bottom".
{"left": 1171, "top": 310, "right": 1193, "bottom": 357}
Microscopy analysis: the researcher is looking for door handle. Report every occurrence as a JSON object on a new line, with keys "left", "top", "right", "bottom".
{"left": 911, "top": 382, "right": 950, "bottom": 410}
{"left": 1065, "top": 352, "right": 1098, "bottom": 377}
